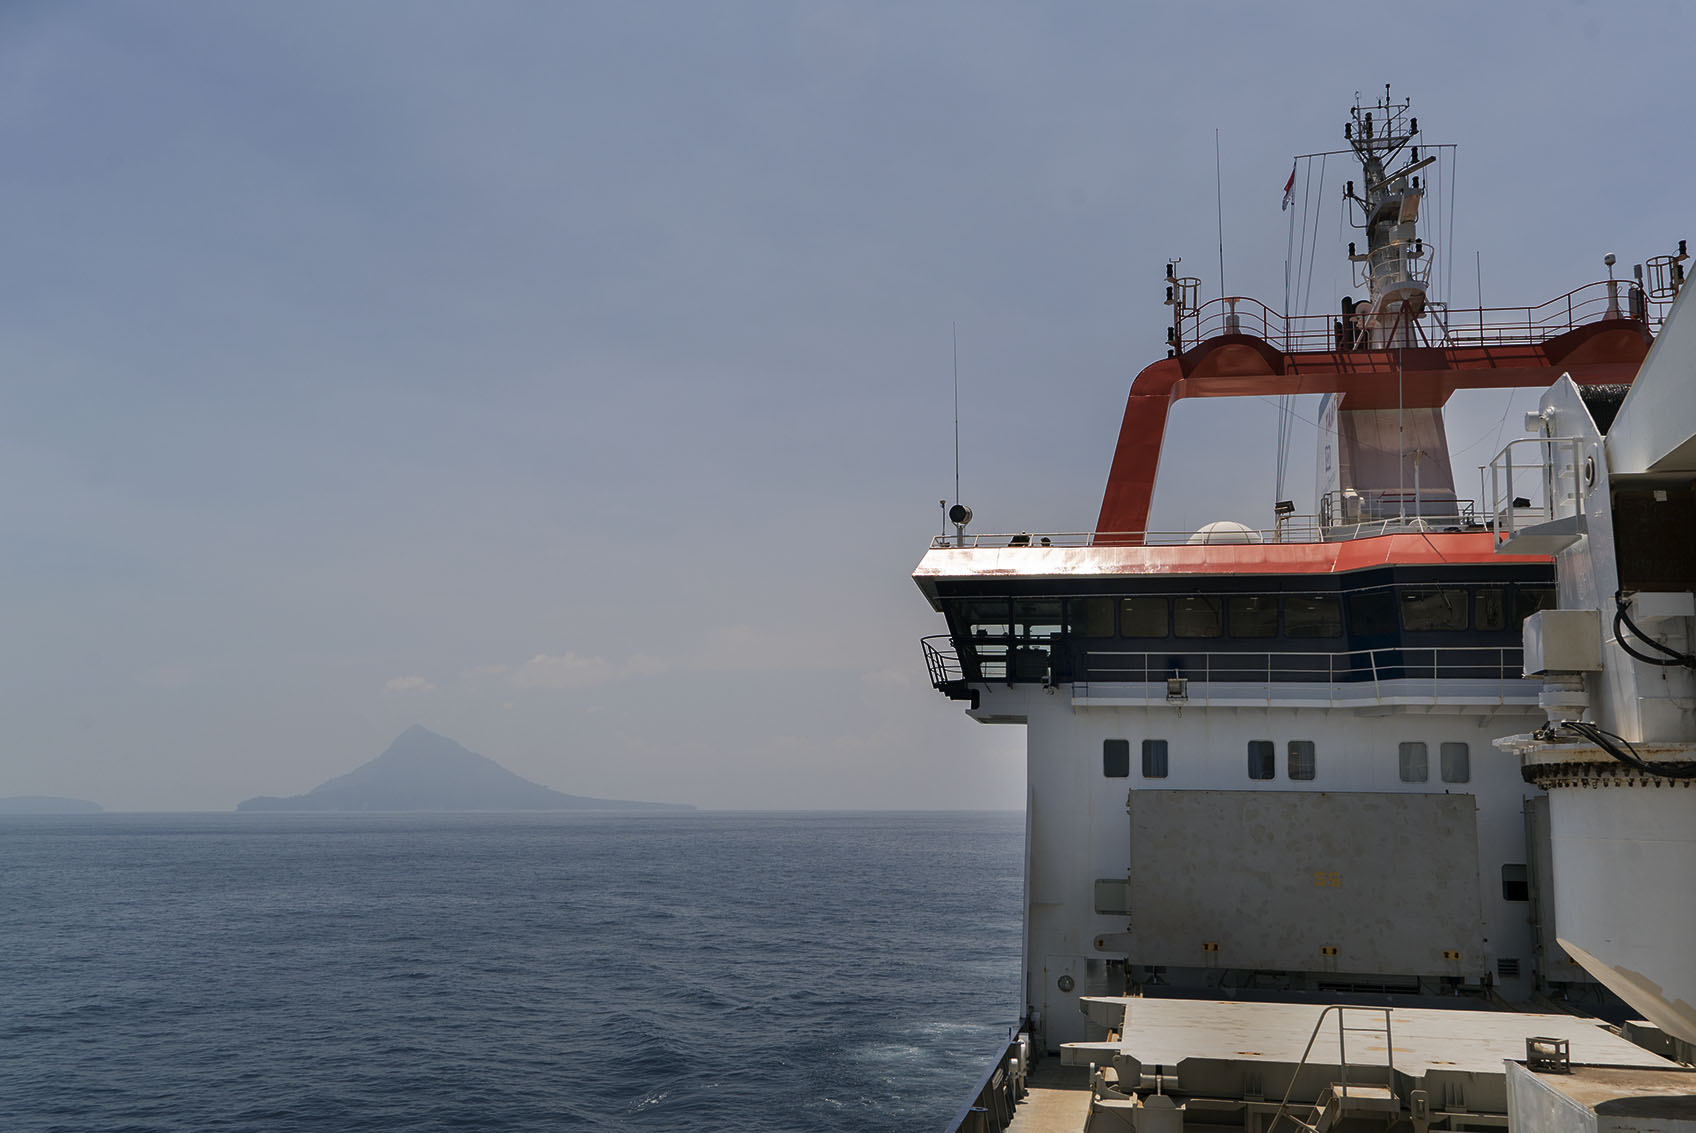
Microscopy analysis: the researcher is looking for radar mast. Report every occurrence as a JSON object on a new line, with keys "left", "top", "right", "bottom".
{"left": 1343, "top": 85, "right": 1433, "bottom": 349}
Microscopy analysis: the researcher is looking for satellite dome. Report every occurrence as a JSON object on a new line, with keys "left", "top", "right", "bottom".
{"left": 1187, "top": 520, "right": 1262, "bottom": 545}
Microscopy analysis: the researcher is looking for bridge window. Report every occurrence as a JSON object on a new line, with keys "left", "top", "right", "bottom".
{"left": 1103, "top": 739, "right": 1130, "bottom": 778}
{"left": 1288, "top": 740, "right": 1317, "bottom": 780}
{"left": 1141, "top": 739, "right": 1168, "bottom": 779}
{"left": 1174, "top": 596, "right": 1223, "bottom": 638}
{"left": 1228, "top": 596, "right": 1279, "bottom": 638}
{"left": 1516, "top": 587, "right": 1557, "bottom": 626}
{"left": 1285, "top": 595, "right": 1343, "bottom": 638}
{"left": 1013, "top": 600, "right": 1062, "bottom": 640}
{"left": 1475, "top": 589, "right": 1509, "bottom": 631}
{"left": 962, "top": 599, "right": 1009, "bottom": 637}
{"left": 1247, "top": 740, "right": 1275, "bottom": 780}
{"left": 1070, "top": 598, "right": 1116, "bottom": 638}
{"left": 1398, "top": 742, "right": 1429, "bottom": 782}
{"left": 1401, "top": 588, "right": 1469, "bottom": 631}
{"left": 1121, "top": 597, "right": 1169, "bottom": 638}
{"left": 1347, "top": 590, "right": 1398, "bottom": 637}
{"left": 1441, "top": 742, "right": 1471, "bottom": 783}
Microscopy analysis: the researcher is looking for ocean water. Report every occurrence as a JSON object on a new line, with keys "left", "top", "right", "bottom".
{"left": 1, "top": 811, "right": 1023, "bottom": 1132}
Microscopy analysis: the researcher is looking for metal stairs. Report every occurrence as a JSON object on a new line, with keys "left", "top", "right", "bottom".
{"left": 1269, "top": 1007, "right": 1401, "bottom": 1133}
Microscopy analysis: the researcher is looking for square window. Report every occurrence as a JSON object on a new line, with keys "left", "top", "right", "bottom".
{"left": 1103, "top": 739, "right": 1130, "bottom": 778}
{"left": 1070, "top": 598, "right": 1116, "bottom": 638}
{"left": 1247, "top": 740, "right": 1275, "bottom": 780}
{"left": 1288, "top": 740, "right": 1316, "bottom": 780}
{"left": 1013, "top": 599, "right": 1062, "bottom": 640}
{"left": 1174, "top": 595, "right": 1223, "bottom": 638}
{"left": 1398, "top": 742, "right": 1429, "bottom": 782}
{"left": 1501, "top": 863, "right": 1529, "bottom": 902}
{"left": 1474, "top": 589, "right": 1508, "bottom": 631}
{"left": 1401, "top": 589, "right": 1470, "bottom": 631}
{"left": 1285, "top": 596, "right": 1343, "bottom": 638}
{"left": 1347, "top": 590, "right": 1398, "bottom": 637}
{"left": 1441, "top": 742, "right": 1471, "bottom": 783}
{"left": 961, "top": 598, "right": 1009, "bottom": 637}
{"left": 1141, "top": 739, "right": 1168, "bottom": 779}
{"left": 1515, "top": 587, "right": 1556, "bottom": 627}
{"left": 1121, "top": 597, "right": 1169, "bottom": 638}
{"left": 1228, "top": 596, "right": 1278, "bottom": 638}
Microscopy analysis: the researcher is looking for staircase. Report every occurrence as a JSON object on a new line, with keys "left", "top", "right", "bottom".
{"left": 1268, "top": 1007, "right": 1400, "bottom": 1133}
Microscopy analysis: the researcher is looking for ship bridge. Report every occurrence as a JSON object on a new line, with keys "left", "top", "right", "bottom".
{"left": 916, "top": 531, "right": 1554, "bottom": 714}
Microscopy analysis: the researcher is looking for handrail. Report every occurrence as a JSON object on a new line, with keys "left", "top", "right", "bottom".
{"left": 928, "top": 514, "right": 1489, "bottom": 550}
{"left": 938, "top": 640, "right": 1530, "bottom": 700}
{"left": 922, "top": 634, "right": 965, "bottom": 688}
{"left": 1488, "top": 436, "right": 1586, "bottom": 544}
{"left": 1171, "top": 278, "right": 1667, "bottom": 354}
{"left": 1266, "top": 1006, "right": 1398, "bottom": 1133}
{"left": 1069, "top": 646, "right": 1527, "bottom": 704}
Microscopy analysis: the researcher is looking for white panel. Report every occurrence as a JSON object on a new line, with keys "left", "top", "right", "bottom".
{"left": 1523, "top": 609, "right": 1604, "bottom": 673}
{"left": 1125, "top": 790, "right": 1484, "bottom": 975}
{"left": 1609, "top": 283, "right": 1696, "bottom": 475}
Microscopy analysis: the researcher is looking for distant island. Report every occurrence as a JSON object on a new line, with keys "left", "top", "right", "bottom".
{"left": 237, "top": 725, "right": 692, "bottom": 813}
{"left": 0, "top": 796, "right": 104, "bottom": 814}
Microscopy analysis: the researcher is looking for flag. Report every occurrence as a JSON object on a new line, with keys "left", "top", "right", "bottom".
{"left": 1281, "top": 162, "right": 1297, "bottom": 211}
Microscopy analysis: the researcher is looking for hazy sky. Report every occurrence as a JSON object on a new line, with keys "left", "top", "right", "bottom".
{"left": 3, "top": 2, "right": 1689, "bottom": 811}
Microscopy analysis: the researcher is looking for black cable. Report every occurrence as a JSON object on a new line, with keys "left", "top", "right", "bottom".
{"left": 1558, "top": 719, "right": 1696, "bottom": 779}
{"left": 1613, "top": 592, "right": 1696, "bottom": 670}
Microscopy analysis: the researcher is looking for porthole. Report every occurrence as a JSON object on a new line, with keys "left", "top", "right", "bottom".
{"left": 1057, "top": 974, "right": 1075, "bottom": 993}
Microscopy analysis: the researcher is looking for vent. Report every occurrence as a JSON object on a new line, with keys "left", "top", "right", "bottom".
{"left": 1498, "top": 957, "right": 1522, "bottom": 979}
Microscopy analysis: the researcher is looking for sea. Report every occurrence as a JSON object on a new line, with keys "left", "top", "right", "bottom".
{"left": 1, "top": 810, "right": 1024, "bottom": 1132}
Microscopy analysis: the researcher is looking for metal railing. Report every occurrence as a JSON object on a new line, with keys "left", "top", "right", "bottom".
{"left": 1171, "top": 279, "right": 1666, "bottom": 354}
{"left": 922, "top": 640, "right": 1535, "bottom": 702}
{"left": 922, "top": 634, "right": 965, "bottom": 688}
{"left": 1070, "top": 646, "right": 1532, "bottom": 704}
{"left": 1488, "top": 436, "right": 1586, "bottom": 545}
{"left": 929, "top": 513, "right": 1484, "bottom": 550}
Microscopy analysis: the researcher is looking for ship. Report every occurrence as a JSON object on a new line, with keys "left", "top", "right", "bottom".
{"left": 914, "top": 89, "right": 1696, "bottom": 1132}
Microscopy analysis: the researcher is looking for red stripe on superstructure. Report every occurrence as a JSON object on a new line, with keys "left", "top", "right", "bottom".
{"left": 1096, "top": 324, "right": 1650, "bottom": 539}
{"left": 1066, "top": 532, "right": 1549, "bottom": 576}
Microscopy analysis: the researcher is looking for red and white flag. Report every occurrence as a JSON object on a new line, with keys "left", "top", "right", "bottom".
{"left": 1281, "top": 162, "right": 1297, "bottom": 211}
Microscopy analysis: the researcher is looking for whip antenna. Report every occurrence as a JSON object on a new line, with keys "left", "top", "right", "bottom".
{"left": 953, "top": 321, "right": 960, "bottom": 509}
{"left": 948, "top": 323, "right": 973, "bottom": 546}
{"left": 1215, "top": 129, "right": 1226, "bottom": 298}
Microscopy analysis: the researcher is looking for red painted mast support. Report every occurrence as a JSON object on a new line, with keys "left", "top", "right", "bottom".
{"left": 1094, "top": 320, "right": 1652, "bottom": 542}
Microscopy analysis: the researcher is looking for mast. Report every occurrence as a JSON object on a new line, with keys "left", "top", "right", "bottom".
{"left": 1343, "top": 85, "right": 1432, "bottom": 350}
{"left": 1310, "top": 87, "right": 1456, "bottom": 532}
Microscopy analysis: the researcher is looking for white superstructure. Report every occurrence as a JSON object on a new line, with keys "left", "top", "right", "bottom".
{"left": 918, "top": 92, "right": 1694, "bottom": 1133}
{"left": 1491, "top": 274, "right": 1696, "bottom": 1048}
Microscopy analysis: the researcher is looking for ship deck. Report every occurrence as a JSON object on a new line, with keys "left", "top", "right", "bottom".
{"left": 1067, "top": 996, "right": 1676, "bottom": 1077}
{"left": 1004, "top": 1061, "right": 1092, "bottom": 1133}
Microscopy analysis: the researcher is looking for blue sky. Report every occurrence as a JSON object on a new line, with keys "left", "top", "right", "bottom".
{"left": 2, "top": 1, "right": 1689, "bottom": 809}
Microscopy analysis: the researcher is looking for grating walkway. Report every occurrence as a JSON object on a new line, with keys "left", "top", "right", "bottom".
{"left": 1005, "top": 1059, "right": 1092, "bottom": 1133}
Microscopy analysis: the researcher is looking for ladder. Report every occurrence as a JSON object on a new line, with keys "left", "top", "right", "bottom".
{"left": 1267, "top": 1006, "right": 1400, "bottom": 1133}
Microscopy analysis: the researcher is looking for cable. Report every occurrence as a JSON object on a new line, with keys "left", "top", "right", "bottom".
{"left": 1554, "top": 719, "right": 1696, "bottom": 779}
{"left": 1613, "top": 591, "right": 1696, "bottom": 669}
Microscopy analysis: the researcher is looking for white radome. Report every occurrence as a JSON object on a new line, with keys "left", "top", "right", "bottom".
{"left": 1187, "top": 520, "right": 1262, "bottom": 545}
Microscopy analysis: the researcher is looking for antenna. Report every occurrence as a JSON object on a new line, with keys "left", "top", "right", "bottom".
{"left": 952, "top": 321, "right": 960, "bottom": 509}
{"left": 949, "top": 323, "right": 973, "bottom": 546}
{"left": 1215, "top": 128, "right": 1226, "bottom": 298}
